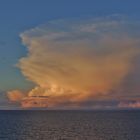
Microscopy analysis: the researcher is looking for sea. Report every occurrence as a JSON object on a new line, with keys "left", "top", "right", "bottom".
{"left": 0, "top": 110, "right": 139, "bottom": 140}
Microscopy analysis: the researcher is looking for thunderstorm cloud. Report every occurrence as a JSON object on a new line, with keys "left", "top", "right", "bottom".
{"left": 8, "top": 16, "right": 140, "bottom": 109}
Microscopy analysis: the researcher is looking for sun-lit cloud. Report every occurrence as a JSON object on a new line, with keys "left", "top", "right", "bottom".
{"left": 7, "top": 16, "right": 140, "bottom": 109}
{"left": 7, "top": 90, "right": 25, "bottom": 102}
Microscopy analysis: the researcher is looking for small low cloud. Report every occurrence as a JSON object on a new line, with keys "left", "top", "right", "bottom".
{"left": 7, "top": 90, "right": 25, "bottom": 102}
{"left": 118, "top": 101, "right": 140, "bottom": 108}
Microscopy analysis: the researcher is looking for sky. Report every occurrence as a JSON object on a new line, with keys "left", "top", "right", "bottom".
{"left": 0, "top": 0, "right": 140, "bottom": 109}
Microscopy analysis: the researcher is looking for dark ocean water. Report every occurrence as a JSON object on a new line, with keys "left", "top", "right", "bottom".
{"left": 0, "top": 110, "right": 139, "bottom": 140}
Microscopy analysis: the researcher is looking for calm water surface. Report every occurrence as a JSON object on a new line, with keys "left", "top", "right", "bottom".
{"left": 0, "top": 110, "right": 139, "bottom": 140}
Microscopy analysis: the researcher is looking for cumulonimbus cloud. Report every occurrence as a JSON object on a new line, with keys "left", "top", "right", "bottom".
{"left": 7, "top": 16, "right": 140, "bottom": 108}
